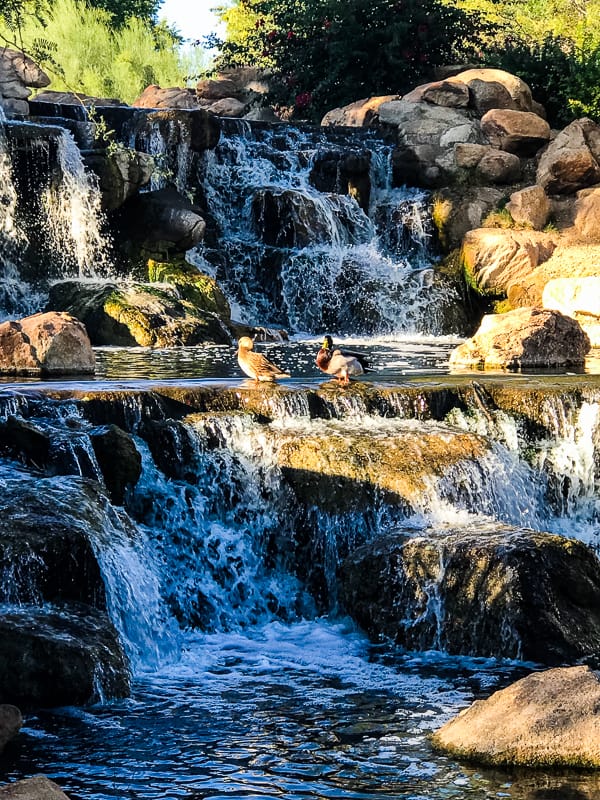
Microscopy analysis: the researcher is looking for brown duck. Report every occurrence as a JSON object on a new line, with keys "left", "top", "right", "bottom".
{"left": 315, "top": 335, "right": 369, "bottom": 384}
{"left": 237, "top": 336, "right": 290, "bottom": 382}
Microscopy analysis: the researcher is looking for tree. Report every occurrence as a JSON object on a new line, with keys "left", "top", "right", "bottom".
{"left": 214, "top": 0, "right": 494, "bottom": 119}
{"left": 88, "top": 0, "right": 161, "bottom": 26}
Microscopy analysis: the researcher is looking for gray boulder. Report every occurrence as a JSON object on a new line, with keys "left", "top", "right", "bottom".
{"left": 0, "top": 776, "right": 72, "bottom": 800}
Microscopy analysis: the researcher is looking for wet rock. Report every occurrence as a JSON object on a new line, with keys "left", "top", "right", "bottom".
{"left": 0, "top": 312, "right": 95, "bottom": 376}
{"left": 0, "top": 603, "right": 130, "bottom": 707}
{"left": 0, "top": 706, "right": 22, "bottom": 753}
{"left": 147, "top": 259, "right": 231, "bottom": 318}
{"left": 432, "top": 186, "right": 505, "bottom": 250}
{"left": 340, "top": 526, "right": 600, "bottom": 663}
{"left": 481, "top": 108, "right": 551, "bottom": 156}
{"left": 0, "top": 416, "right": 50, "bottom": 468}
{"left": 137, "top": 418, "right": 199, "bottom": 480}
{"left": 449, "top": 307, "right": 590, "bottom": 369}
{"left": 432, "top": 665, "right": 600, "bottom": 767}
{"left": 145, "top": 109, "right": 220, "bottom": 152}
{"left": 506, "top": 185, "right": 550, "bottom": 230}
{"left": 461, "top": 229, "right": 558, "bottom": 296}
{"left": 48, "top": 280, "right": 233, "bottom": 346}
{"left": 309, "top": 149, "right": 371, "bottom": 211}
{"left": 537, "top": 118, "right": 600, "bottom": 194}
{"left": 83, "top": 148, "right": 155, "bottom": 211}
{"left": 0, "top": 776, "right": 72, "bottom": 800}
{"left": 90, "top": 425, "right": 142, "bottom": 505}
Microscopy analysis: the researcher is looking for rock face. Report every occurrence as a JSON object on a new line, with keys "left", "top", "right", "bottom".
{"left": 83, "top": 148, "right": 155, "bottom": 211}
{"left": 0, "top": 776, "right": 72, "bottom": 800}
{"left": 505, "top": 185, "right": 550, "bottom": 230}
{"left": 0, "top": 706, "right": 22, "bottom": 753}
{"left": 542, "top": 276, "right": 600, "bottom": 346}
{"left": 480, "top": 108, "right": 550, "bottom": 156}
{"left": 48, "top": 280, "right": 233, "bottom": 346}
{"left": 537, "top": 118, "right": 600, "bottom": 193}
{"left": 0, "top": 48, "right": 50, "bottom": 116}
{"left": 0, "top": 312, "right": 95, "bottom": 375}
{"left": 321, "top": 95, "right": 400, "bottom": 126}
{"left": 461, "top": 229, "right": 557, "bottom": 296}
{"left": 339, "top": 527, "right": 600, "bottom": 664}
{"left": 90, "top": 425, "right": 142, "bottom": 505}
{"left": 449, "top": 307, "right": 590, "bottom": 369}
{"left": 432, "top": 666, "right": 600, "bottom": 767}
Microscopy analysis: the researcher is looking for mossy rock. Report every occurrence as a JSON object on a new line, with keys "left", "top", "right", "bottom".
{"left": 147, "top": 259, "right": 230, "bottom": 319}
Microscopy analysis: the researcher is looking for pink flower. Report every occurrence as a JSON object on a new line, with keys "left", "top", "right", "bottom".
{"left": 287, "top": 30, "right": 295, "bottom": 40}
{"left": 295, "top": 91, "right": 312, "bottom": 109}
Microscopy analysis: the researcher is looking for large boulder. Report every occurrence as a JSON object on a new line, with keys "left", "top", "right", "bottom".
{"left": 320, "top": 95, "right": 399, "bottom": 127}
{"left": 48, "top": 280, "right": 233, "bottom": 346}
{"left": 449, "top": 307, "right": 590, "bottom": 369}
{"left": 132, "top": 84, "right": 198, "bottom": 109}
{"left": 83, "top": 148, "right": 155, "bottom": 211}
{"left": 432, "top": 666, "right": 600, "bottom": 767}
{"left": 147, "top": 259, "right": 231, "bottom": 318}
{"left": 340, "top": 526, "right": 600, "bottom": 663}
{"left": 0, "top": 312, "right": 95, "bottom": 376}
{"left": 505, "top": 185, "right": 550, "bottom": 230}
{"left": 402, "top": 80, "right": 470, "bottom": 108}
{"left": 0, "top": 706, "right": 21, "bottom": 753}
{"left": 537, "top": 118, "right": 600, "bottom": 194}
{"left": 542, "top": 276, "right": 600, "bottom": 346}
{"left": 447, "top": 68, "right": 534, "bottom": 112}
{"left": 461, "top": 229, "right": 558, "bottom": 296}
{"left": 0, "top": 777, "right": 72, "bottom": 800}
{"left": 481, "top": 108, "right": 551, "bottom": 156}
{"left": 0, "top": 48, "right": 50, "bottom": 116}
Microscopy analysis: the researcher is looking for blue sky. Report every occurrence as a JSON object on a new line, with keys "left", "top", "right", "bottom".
{"left": 159, "top": 0, "right": 225, "bottom": 41}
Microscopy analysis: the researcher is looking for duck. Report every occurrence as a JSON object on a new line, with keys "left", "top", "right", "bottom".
{"left": 315, "top": 335, "right": 369, "bottom": 384}
{"left": 237, "top": 336, "right": 290, "bottom": 382}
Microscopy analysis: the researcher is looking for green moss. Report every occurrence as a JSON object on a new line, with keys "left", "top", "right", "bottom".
{"left": 148, "top": 259, "right": 231, "bottom": 318}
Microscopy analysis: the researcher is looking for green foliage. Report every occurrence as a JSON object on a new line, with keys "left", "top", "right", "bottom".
{"left": 87, "top": 0, "right": 160, "bottom": 26}
{"left": 0, "top": 0, "right": 205, "bottom": 103}
{"left": 215, "top": 0, "right": 495, "bottom": 119}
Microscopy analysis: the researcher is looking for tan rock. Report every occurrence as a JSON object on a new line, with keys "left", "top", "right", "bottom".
{"left": 542, "top": 276, "right": 600, "bottom": 345}
{"left": 481, "top": 108, "right": 551, "bottom": 156}
{"left": 133, "top": 85, "right": 198, "bottom": 110}
{"left": 454, "top": 142, "right": 488, "bottom": 168}
{"left": 196, "top": 78, "right": 240, "bottom": 101}
{"left": 0, "top": 312, "right": 95, "bottom": 375}
{"left": 0, "top": 48, "right": 50, "bottom": 88}
{"left": 462, "top": 228, "right": 557, "bottom": 295}
{"left": 321, "top": 95, "right": 399, "bottom": 127}
{"left": 432, "top": 665, "right": 600, "bottom": 767}
{"left": 574, "top": 186, "right": 600, "bottom": 238}
{"left": 476, "top": 149, "right": 521, "bottom": 183}
{"left": 403, "top": 80, "right": 469, "bottom": 108}
{"left": 449, "top": 307, "right": 590, "bottom": 369}
{"left": 0, "top": 776, "right": 72, "bottom": 799}
{"left": 448, "top": 68, "right": 533, "bottom": 111}
{"left": 208, "top": 97, "right": 247, "bottom": 117}
{"left": 506, "top": 185, "right": 550, "bottom": 230}
{"left": 537, "top": 118, "right": 600, "bottom": 194}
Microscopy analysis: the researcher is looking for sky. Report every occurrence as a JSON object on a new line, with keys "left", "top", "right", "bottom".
{"left": 159, "top": 0, "right": 225, "bottom": 42}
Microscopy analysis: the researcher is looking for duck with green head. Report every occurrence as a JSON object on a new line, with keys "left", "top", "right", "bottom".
{"left": 315, "top": 335, "right": 369, "bottom": 384}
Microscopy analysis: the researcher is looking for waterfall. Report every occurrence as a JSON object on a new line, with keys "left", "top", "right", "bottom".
{"left": 187, "top": 122, "right": 452, "bottom": 335}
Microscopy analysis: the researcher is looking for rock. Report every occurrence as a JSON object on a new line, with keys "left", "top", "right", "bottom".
{"left": 320, "top": 95, "right": 399, "bottom": 127}
{"left": 461, "top": 229, "right": 558, "bottom": 296}
{"left": 0, "top": 312, "right": 95, "bottom": 376}
{"left": 147, "top": 259, "right": 231, "bottom": 318}
{"left": 402, "top": 80, "right": 470, "bottom": 108}
{"left": 132, "top": 84, "right": 198, "bottom": 109}
{"left": 90, "top": 425, "right": 142, "bottom": 505}
{"left": 574, "top": 186, "right": 600, "bottom": 238}
{"left": 542, "top": 276, "right": 600, "bottom": 346}
{"left": 432, "top": 665, "right": 600, "bottom": 767}
{"left": 0, "top": 98, "right": 28, "bottom": 116}
{"left": 432, "top": 187, "right": 505, "bottom": 250}
{"left": 449, "top": 307, "right": 590, "bottom": 369}
{"left": 33, "top": 90, "right": 125, "bottom": 106}
{"left": 0, "top": 603, "right": 130, "bottom": 707}
{"left": 537, "top": 118, "right": 600, "bottom": 194}
{"left": 83, "top": 148, "right": 154, "bottom": 211}
{"left": 196, "top": 78, "right": 241, "bottom": 101}
{"left": 0, "top": 49, "right": 50, "bottom": 88}
{"left": 115, "top": 187, "right": 206, "bottom": 259}
{"left": 0, "top": 776, "right": 72, "bottom": 800}
{"left": 340, "top": 526, "right": 600, "bottom": 663}
{"left": 0, "top": 706, "right": 22, "bottom": 753}
{"left": 481, "top": 108, "right": 551, "bottom": 156}
{"left": 447, "top": 68, "right": 534, "bottom": 112}
{"left": 0, "top": 416, "right": 50, "bottom": 468}
{"left": 454, "top": 142, "right": 489, "bottom": 169}
{"left": 506, "top": 185, "right": 550, "bottom": 230}
{"left": 476, "top": 149, "right": 521, "bottom": 183}
{"left": 207, "top": 97, "right": 247, "bottom": 117}
{"left": 143, "top": 108, "right": 220, "bottom": 153}
{"left": 48, "top": 280, "right": 233, "bottom": 347}
{"left": 309, "top": 149, "right": 371, "bottom": 210}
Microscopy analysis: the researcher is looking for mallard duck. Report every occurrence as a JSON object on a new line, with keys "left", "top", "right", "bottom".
{"left": 315, "top": 335, "right": 369, "bottom": 384}
{"left": 237, "top": 336, "right": 290, "bottom": 382}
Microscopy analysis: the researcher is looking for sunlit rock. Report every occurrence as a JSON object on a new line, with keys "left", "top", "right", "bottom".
{"left": 133, "top": 84, "right": 198, "bottom": 110}
{"left": 432, "top": 665, "right": 600, "bottom": 767}
{"left": 449, "top": 307, "right": 590, "bottom": 369}
{"left": 0, "top": 776, "right": 72, "bottom": 800}
{"left": 403, "top": 80, "right": 470, "bottom": 108}
{"left": 147, "top": 259, "right": 231, "bottom": 318}
{"left": 320, "top": 95, "right": 399, "bottom": 127}
{"left": 505, "top": 185, "right": 550, "bottom": 230}
{"left": 447, "top": 68, "right": 534, "bottom": 112}
{"left": 340, "top": 527, "right": 600, "bottom": 663}
{"left": 537, "top": 118, "right": 600, "bottom": 194}
{"left": 574, "top": 186, "right": 600, "bottom": 238}
{"left": 542, "top": 276, "right": 600, "bottom": 346}
{"left": 481, "top": 108, "right": 551, "bottom": 156}
{"left": 461, "top": 229, "right": 557, "bottom": 296}
{"left": 48, "top": 280, "right": 234, "bottom": 347}
{"left": 0, "top": 312, "right": 95, "bottom": 375}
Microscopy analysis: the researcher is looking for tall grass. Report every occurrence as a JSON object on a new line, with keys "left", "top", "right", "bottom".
{"left": 0, "top": 0, "right": 206, "bottom": 103}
